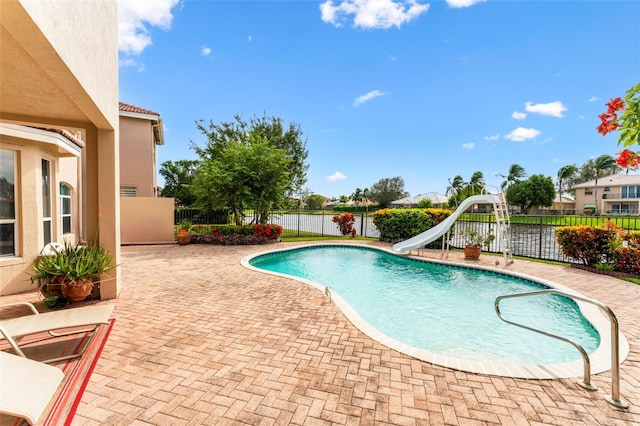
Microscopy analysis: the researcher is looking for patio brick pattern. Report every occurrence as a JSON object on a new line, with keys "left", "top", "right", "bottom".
{"left": 2, "top": 241, "right": 639, "bottom": 425}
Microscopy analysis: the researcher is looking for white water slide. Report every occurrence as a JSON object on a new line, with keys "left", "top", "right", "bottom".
{"left": 392, "top": 195, "right": 512, "bottom": 262}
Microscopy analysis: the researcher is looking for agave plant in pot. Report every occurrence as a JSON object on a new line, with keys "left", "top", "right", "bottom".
{"left": 30, "top": 241, "right": 116, "bottom": 303}
{"left": 459, "top": 227, "right": 495, "bottom": 260}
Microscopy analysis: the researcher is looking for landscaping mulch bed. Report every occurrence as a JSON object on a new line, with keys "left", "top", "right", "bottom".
{"left": 570, "top": 263, "right": 639, "bottom": 278}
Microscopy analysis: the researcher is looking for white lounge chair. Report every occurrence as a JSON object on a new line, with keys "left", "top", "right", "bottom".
{"left": 0, "top": 302, "right": 114, "bottom": 363}
{"left": 0, "top": 351, "right": 64, "bottom": 425}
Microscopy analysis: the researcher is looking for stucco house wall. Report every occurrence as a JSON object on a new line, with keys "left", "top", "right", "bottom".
{"left": 119, "top": 103, "right": 164, "bottom": 198}
{"left": 0, "top": 0, "right": 120, "bottom": 297}
{"left": 574, "top": 174, "right": 640, "bottom": 215}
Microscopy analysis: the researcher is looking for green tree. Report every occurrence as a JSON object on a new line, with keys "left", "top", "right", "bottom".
{"left": 193, "top": 113, "right": 309, "bottom": 197}
{"left": 593, "top": 154, "right": 619, "bottom": 214}
{"left": 369, "top": 176, "right": 408, "bottom": 208}
{"left": 306, "top": 194, "right": 326, "bottom": 210}
{"left": 351, "top": 188, "right": 363, "bottom": 207}
{"left": 557, "top": 164, "right": 578, "bottom": 215}
{"left": 466, "top": 171, "right": 486, "bottom": 196}
{"left": 498, "top": 164, "right": 527, "bottom": 191}
{"left": 159, "top": 159, "right": 200, "bottom": 206}
{"left": 417, "top": 198, "right": 433, "bottom": 208}
{"left": 193, "top": 136, "right": 290, "bottom": 225}
{"left": 446, "top": 175, "right": 465, "bottom": 207}
{"left": 339, "top": 195, "right": 348, "bottom": 205}
{"left": 505, "top": 174, "right": 556, "bottom": 214}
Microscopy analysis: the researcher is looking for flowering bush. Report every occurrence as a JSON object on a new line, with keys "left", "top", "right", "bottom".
{"left": 554, "top": 221, "right": 640, "bottom": 275}
{"left": 597, "top": 82, "right": 640, "bottom": 170}
{"left": 332, "top": 213, "right": 356, "bottom": 236}
{"left": 458, "top": 227, "right": 495, "bottom": 247}
{"left": 190, "top": 224, "right": 282, "bottom": 245}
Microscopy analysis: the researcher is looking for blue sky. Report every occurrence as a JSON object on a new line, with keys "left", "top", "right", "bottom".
{"left": 118, "top": 0, "right": 640, "bottom": 199}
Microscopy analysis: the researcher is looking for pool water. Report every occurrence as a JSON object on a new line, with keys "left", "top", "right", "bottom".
{"left": 249, "top": 245, "right": 600, "bottom": 365}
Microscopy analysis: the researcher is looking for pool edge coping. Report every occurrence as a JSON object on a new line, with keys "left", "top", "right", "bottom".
{"left": 240, "top": 242, "right": 630, "bottom": 380}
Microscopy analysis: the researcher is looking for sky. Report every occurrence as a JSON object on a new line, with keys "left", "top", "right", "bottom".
{"left": 118, "top": 0, "right": 640, "bottom": 199}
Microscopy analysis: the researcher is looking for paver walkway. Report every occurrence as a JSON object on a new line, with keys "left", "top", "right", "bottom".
{"left": 2, "top": 241, "right": 639, "bottom": 425}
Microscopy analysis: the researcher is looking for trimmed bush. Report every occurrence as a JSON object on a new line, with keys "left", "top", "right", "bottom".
{"left": 373, "top": 208, "right": 452, "bottom": 244}
{"left": 556, "top": 224, "right": 619, "bottom": 266}
{"left": 189, "top": 223, "right": 282, "bottom": 245}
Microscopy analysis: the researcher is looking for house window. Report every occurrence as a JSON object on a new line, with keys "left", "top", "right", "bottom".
{"left": 60, "top": 183, "right": 72, "bottom": 234}
{"left": 120, "top": 186, "right": 137, "bottom": 197}
{"left": 622, "top": 186, "right": 640, "bottom": 199}
{"left": 42, "top": 158, "right": 52, "bottom": 245}
{"left": 584, "top": 188, "right": 593, "bottom": 195}
{"left": 604, "top": 187, "right": 610, "bottom": 192}
{"left": 0, "top": 149, "right": 17, "bottom": 256}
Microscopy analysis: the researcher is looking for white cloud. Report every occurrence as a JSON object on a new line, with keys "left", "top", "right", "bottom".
{"left": 539, "top": 137, "right": 553, "bottom": 144}
{"left": 248, "top": 35, "right": 253, "bottom": 42}
{"left": 484, "top": 134, "right": 500, "bottom": 141}
{"left": 588, "top": 96, "right": 599, "bottom": 103}
{"left": 320, "top": 0, "right": 429, "bottom": 29}
{"left": 201, "top": 46, "right": 212, "bottom": 56}
{"left": 462, "top": 143, "right": 474, "bottom": 150}
{"left": 388, "top": 55, "right": 398, "bottom": 62}
{"left": 118, "top": 0, "right": 181, "bottom": 56}
{"left": 512, "top": 111, "right": 527, "bottom": 120}
{"left": 505, "top": 127, "right": 541, "bottom": 142}
{"left": 524, "top": 101, "right": 568, "bottom": 118}
{"left": 446, "top": 0, "right": 486, "bottom": 8}
{"left": 326, "top": 172, "right": 347, "bottom": 182}
{"left": 353, "top": 90, "right": 386, "bottom": 107}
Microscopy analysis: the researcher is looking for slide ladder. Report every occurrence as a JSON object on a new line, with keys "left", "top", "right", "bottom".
{"left": 491, "top": 193, "right": 513, "bottom": 264}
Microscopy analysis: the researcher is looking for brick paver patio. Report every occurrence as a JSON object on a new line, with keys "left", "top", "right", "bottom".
{"left": 2, "top": 241, "right": 639, "bottom": 425}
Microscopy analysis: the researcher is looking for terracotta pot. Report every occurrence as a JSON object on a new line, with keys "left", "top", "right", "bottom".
{"left": 463, "top": 245, "right": 481, "bottom": 260}
{"left": 61, "top": 278, "right": 93, "bottom": 302}
{"left": 176, "top": 229, "right": 191, "bottom": 245}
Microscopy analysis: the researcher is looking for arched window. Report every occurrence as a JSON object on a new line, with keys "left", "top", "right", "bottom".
{"left": 60, "top": 183, "right": 72, "bottom": 235}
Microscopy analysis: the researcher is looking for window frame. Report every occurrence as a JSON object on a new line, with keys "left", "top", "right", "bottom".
{"left": 0, "top": 149, "right": 18, "bottom": 257}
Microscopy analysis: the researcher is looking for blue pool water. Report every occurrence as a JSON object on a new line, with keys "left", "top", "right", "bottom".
{"left": 249, "top": 245, "right": 600, "bottom": 365}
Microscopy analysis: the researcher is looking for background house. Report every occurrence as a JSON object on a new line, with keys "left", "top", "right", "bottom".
{"left": 118, "top": 102, "right": 174, "bottom": 245}
{"left": 573, "top": 173, "right": 640, "bottom": 215}
{"left": 0, "top": 1, "right": 119, "bottom": 297}
{"left": 119, "top": 102, "right": 164, "bottom": 198}
{"left": 390, "top": 192, "right": 449, "bottom": 208}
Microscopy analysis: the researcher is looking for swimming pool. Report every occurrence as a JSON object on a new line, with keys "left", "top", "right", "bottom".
{"left": 243, "top": 244, "right": 627, "bottom": 379}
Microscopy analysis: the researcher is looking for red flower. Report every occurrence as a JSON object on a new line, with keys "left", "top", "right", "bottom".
{"left": 606, "top": 97, "right": 625, "bottom": 113}
{"left": 597, "top": 119, "right": 618, "bottom": 136}
{"left": 616, "top": 149, "right": 639, "bottom": 169}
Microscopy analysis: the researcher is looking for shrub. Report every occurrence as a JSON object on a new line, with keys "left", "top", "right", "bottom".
{"left": 556, "top": 225, "right": 619, "bottom": 266}
{"left": 190, "top": 223, "right": 282, "bottom": 245}
{"left": 332, "top": 213, "right": 356, "bottom": 236}
{"left": 372, "top": 208, "right": 451, "bottom": 243}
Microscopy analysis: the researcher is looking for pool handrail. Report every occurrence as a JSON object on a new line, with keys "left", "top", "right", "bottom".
{"left": 495, "top": 289, "right": 628, "bottom": 409}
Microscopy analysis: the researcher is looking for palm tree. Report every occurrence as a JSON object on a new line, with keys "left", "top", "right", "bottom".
{"left": 593, "top": 154, "right": 618, "bottom": 215}
{"left": 363, "top": 187, "right": 370, "bottom": 212}
{"left": 446, "top": 175, "right": 465, "bottom": 206}
{"left": 557, "top": 164, "right": 578, "bottom": 215}
{"left": 467, "top": 171, "right": 485, "bottom": 196}
{"left": 499, "top": 164, "right": 527, "bottom": 191}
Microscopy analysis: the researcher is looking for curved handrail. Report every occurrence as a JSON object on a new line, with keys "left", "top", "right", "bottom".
{"left": 495, "top": 289, "right": 628, "bottom": 409}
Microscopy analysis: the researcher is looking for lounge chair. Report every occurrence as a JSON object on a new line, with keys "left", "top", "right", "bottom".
{"left": 0, "top": 351, "right": 64, "bottom": 425}
{"left": 0, "top": 302, "right": 114, "bottom": 363}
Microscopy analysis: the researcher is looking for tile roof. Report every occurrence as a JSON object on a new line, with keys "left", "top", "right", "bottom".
{"left": 119, "top": 102, "right": 159, "bottom": 116}
{"left": 33, "top": 127, "right": 85, "bottom": 149}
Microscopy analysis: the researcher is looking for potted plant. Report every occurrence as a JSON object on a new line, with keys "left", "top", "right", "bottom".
{"left": 176, "top": 220, "right": 192, "bottom": 245}
{"left": 459, "top": 227, "right": 495, "bottom": 259}
{"left": 30, "top": 241, "right": 116, "bottom": 302}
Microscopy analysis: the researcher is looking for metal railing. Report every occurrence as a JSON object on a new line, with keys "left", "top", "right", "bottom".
{"left": 174, "top": 209, "right": 640, "bottom": 263}
{"left": 495, "top": 289, "right": 628, "bottom": 408}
